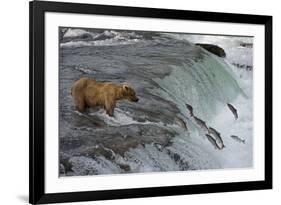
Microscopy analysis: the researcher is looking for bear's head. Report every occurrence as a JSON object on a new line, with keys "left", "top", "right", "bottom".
{"left": 122, "top": 84, "right": 139, "bottom": 102}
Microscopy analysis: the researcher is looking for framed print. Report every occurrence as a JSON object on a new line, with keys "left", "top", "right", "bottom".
{"left": 29, "top": 0, "right": 272, "bottom": 204}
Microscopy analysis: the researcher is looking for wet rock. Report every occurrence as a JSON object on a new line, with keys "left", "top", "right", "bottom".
{"left": 82, "top": 145, "right": 115, "bottom": 160}
{"left": 118, "top": 164, "right": 131, "bottom": 172}
{"left": 60, "top": 124, "right": 176, "bottom": 159}
{"left": 195, "top": 43, "right": 226, "bottom": 57}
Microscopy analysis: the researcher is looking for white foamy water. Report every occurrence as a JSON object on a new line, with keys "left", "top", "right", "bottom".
{"left": 64, "top": 28, "right": 94, "bottom": 38}
{"left": 61, "top": 29, "right": 143, "bottom": 48}
{"left": 88, "top": 108, "right": 183, "bottom": 129}
{"left": 212, "top": 97, "right": 252, "bottom": 167}
{"left": 60, "top": 38, "right": 140, "bottom": 48}
{"left": 89, "top": 108, "right": 143, "bottom": 126}
{"left": 165, "top": 33, "right": 253, "bottom": 68}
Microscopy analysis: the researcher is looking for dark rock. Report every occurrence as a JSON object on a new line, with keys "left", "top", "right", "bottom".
{"left": 82, "top": 145, "right": 114, "bottom": 160}
{"left": 195, "top": 43, "right": 226, "bottom": 57}
{"left": 118, "top": 164, "right": 131, "bottom": 172}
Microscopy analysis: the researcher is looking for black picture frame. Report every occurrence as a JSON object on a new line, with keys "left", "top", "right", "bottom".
{"left": 29, "top": 0, "right": 272, "bottom": 204}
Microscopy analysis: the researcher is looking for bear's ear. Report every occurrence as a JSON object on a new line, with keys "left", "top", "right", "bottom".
{"left": 122, "top": 84, "right": 129, "bottom": 91}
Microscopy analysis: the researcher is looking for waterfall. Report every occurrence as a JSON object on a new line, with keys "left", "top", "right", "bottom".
{"left": 153, "top": 53, "right": 246, "bottom": 121}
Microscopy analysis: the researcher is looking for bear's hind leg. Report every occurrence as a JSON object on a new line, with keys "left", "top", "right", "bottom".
{"left": 77, "top": 103, "right": 85, "bottom": 112}
{"left": 74, "top": 96, "right": 86, "bottom": 112}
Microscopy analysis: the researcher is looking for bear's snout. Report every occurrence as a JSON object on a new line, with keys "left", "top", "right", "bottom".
{"left": 131, "top": 97, "right": 139, "bottom": 102}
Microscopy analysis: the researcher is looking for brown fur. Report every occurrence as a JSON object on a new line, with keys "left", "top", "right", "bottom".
{"left": 71, "top": 77, "right": 138, "bottom": 116}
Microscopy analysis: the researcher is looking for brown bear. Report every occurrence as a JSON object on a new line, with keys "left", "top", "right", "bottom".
{"left": 71, "top": 77, "right": 139, "bottom": 116}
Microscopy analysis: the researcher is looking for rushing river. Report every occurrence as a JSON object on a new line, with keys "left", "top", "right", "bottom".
{"left": 59, "top": 28, "right": 253, "bottom": 176}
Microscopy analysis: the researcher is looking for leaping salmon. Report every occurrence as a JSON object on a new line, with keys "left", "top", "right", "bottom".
{"left": 193, "top": 116, "right": 209, "bottom": 133}
{"left": 227, "top": 103, "right": 238, "bottom": 120}
{"left": 208, "top": 127, "right": 225, "bottom": 149}
{"left": 205, "top": 134, "right": 221, "bottom": 150}
{"left": 185, "top": 103, "right": 194, "bottom": 117}
{"left": 230, "top": 135, "right": 245, "bottom": 144}
{"left": 174, "top": 117, "right": 188, "bottom": 131}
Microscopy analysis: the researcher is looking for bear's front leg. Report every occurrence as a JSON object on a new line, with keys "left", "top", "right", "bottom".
{"left": 105, "top": 100, "right": 115, "bottom": 117}
{"left": 106, "top": 108, "right": 114, "bottom": 117}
